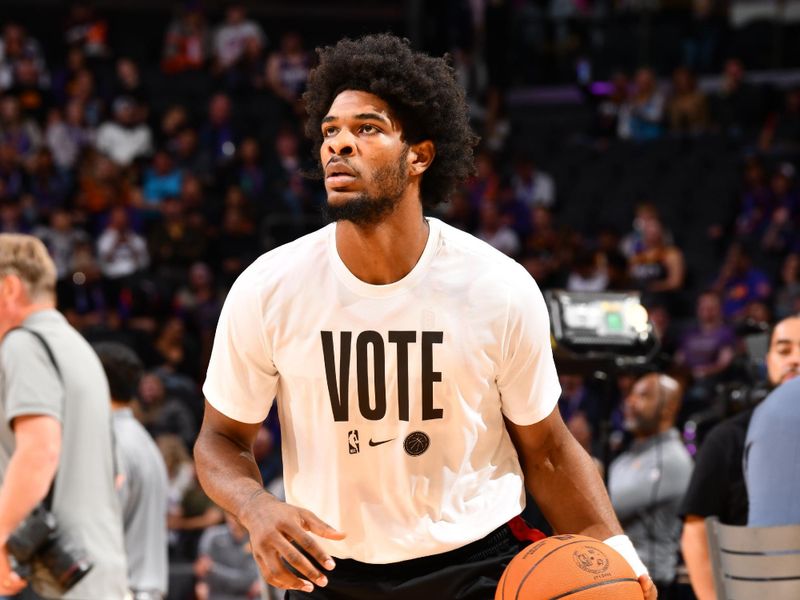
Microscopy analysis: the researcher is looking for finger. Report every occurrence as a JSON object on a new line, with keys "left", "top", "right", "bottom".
{"left": 299, "top": 509, "right": 347, "bottom": 542}
{"left": 291, "top": 528, "right": 338, "bottom": 571}
{"left": 254, "top": 549, "right": 314, "bottom": 593}
{"left": 271, "top": 535, "right": 330, "bottom": 588}
{"left": 637, "top": 574, "right": 657, "bottom": 600}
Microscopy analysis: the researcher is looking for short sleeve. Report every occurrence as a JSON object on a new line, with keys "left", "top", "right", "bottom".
{"left": 0, "top": 330, "right": 64, "bottom": 426}
{"left": 497, "top": 268, "right": 561, "bottom": 425}
{"left": 203, "top": 274, "right": 278, "bottom": 424}
{"left": 679, "top": 424, "right": 733, "bottom": 518}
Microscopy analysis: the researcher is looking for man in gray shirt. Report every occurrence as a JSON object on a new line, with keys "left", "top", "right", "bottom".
{"left": 0, "top": 234, "right": 127, "bottom": 599}
{"left": 745, "top": 375, "right": 800, "bottom": 526}
{"left": 608, "top": 373, "right": 694, "bottom": 598}
{"left": 95, "top": 342, "right": 169, "bottom": 600}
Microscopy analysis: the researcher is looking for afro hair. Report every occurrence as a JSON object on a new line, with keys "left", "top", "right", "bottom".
{"left": 303, "top": 33, "right": 478, "bottom": 209}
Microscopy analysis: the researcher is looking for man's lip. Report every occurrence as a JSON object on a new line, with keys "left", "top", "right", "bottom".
{"left": 326, "top": 174, "right": 356, "bottom": 185}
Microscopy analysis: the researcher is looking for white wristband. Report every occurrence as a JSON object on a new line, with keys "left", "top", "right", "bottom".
{"left": 603, "top": 534, "right": 649, "bottom": 578}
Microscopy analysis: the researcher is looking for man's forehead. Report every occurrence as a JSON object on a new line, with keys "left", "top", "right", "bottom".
{"left": 771, "top": 317, "right": 800, "bottom": 346}
{"left": 325, "top": 90, "right": 392, "bottom": 118}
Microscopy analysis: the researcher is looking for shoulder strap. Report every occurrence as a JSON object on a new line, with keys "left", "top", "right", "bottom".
{"left": 5, "top": 327, "right": 62, "bottom": 511}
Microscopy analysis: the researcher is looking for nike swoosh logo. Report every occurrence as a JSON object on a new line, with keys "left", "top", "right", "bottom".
{"left": 368, "top": 438, "right": 395, "bottom": 447}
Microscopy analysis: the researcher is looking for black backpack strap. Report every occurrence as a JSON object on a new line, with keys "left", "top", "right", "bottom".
{"left": 5, "top": 327, "right": 62, "bottom": 511}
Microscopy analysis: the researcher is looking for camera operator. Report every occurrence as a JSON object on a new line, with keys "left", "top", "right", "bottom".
{"left": 679, "top": 314, "right": 800, "bottom": 600}
{"left": 0, "top": 234, "right": 127, "bottom": 599}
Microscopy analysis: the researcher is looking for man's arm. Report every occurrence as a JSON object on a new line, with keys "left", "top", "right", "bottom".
{"left": 680, "top": 516, "right": 717, "bottom": 600}
{"left": 0, "top": 415, "right": 62, "bottom": 596}
{"left": 0, "top": 415, "right": 62, "bottom": 539}
{"left": 194, "top": 402, "right": 345, "bottom": 594}
{"left": 505, "top": 408, "right": 656, "bottom": 599}
{"left": 505, "top": 409, "right": 620, "bottom": 539}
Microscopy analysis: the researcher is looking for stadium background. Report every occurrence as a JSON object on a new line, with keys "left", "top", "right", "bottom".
{"left": 1, "top": 1, "right": 799, "bottom": 598}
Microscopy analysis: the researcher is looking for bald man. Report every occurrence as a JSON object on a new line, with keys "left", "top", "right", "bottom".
{"left": 608, "top": 373, "right": 694, "bottom": 600}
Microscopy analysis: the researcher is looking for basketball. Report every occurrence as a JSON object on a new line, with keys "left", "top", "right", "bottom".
{"left": 495, "top": 534, "right": 644, "bottom": 600}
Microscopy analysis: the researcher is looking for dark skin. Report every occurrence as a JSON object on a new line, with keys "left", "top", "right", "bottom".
{"left": 195, "top": 90, "right": 656, "bottom": 597}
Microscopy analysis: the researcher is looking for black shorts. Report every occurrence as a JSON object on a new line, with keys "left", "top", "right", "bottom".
{"left": 285, "top": 521, "right": 530, "bottom": 600}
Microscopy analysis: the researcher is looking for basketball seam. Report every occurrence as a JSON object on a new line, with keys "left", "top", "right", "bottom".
{"left": 514, "top": 540, "right": 588, "bottom": 600}
{"left": 547, "top": 577, "right": 640, "bottom": 599}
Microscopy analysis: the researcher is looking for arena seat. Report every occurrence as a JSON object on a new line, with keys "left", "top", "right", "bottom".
{"left": 706, "top": 516, "right": 800, "bottom": 600}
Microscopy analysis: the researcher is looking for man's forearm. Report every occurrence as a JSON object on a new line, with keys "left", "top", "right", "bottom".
{"left": 681, "top": 518, "right": 717, "bottom": 600}
{"left": 0, "top": 446, "right": 59, "bottom": 541}
{"left": 194, "top": 427, "right": 269, "bottom": 522}
{"left": 527, "top": 434, "right": 622, "bottom": 540}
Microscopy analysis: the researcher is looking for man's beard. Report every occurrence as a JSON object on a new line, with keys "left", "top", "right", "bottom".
{"left": 324, "top": 149, "right": 409, "bottom": 227}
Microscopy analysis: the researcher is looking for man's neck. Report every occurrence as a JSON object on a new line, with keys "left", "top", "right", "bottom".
{"left": 335, "top": 196, "right": 430, "bottom": 285}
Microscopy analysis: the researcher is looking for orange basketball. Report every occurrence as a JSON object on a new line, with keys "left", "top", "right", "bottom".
{"left": 495, "top": 534, "right": 644, "bottom": 600}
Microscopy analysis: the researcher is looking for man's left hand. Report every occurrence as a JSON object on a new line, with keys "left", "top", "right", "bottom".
{"left": 638, "top": 574, "right": 657, "bottom": 600}
{"left": 0, "top": 543, "right": 27, "bottom": 596}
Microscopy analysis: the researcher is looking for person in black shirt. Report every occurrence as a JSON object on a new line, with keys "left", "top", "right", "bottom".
{"left": 679, "top": 314, "right": 800, "bottom": 600}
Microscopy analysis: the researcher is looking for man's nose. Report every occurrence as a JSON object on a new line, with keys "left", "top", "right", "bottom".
{"left": 327, "top": 132, "right": 355, "bottom": 157}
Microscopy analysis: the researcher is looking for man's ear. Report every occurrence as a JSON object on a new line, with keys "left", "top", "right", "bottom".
{"left": 407, "top": 140, "right": 435, "bottom": 176}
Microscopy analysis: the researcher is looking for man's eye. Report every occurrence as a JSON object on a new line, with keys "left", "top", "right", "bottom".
{"left": 361, "top": 124, "right": 377, "bottom": 134}
{"left": 323, "top": 127, "right": 338, "bottom": 137}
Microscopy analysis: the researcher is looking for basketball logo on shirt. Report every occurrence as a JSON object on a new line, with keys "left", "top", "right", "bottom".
{"left": 348, "top": 430, "right": 360, "bottom": 454}
{"left": 403, "top": 431, "right": 430, "bottom": 456}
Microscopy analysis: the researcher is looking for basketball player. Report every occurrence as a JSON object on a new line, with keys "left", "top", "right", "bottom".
{"left": 195, "top": 34, "right": 656, "bottom": 600}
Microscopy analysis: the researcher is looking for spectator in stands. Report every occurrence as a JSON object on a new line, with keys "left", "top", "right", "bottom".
{"left": 594, "top": 71, "right": 629, "bottom": 140}
{"left": 162, "top": 4, "right": 211, "bottom": 74}
{"left": 148, "top": 195, "right": 207, "bottom": 291}
{"left": 158, "top": 433, "right": 223, "bottom": 562}
{"left": 110, "top": 57, "right": 149, "bottom": 109}
{"left": 441, "top": 188, "right": 478, "bottom": 234}
{"left": 566, "top": 247, "right": 608, "bottom": 292}
{"left": 173, "top": 126, "right": 209, "bottom": 177}
{"left": 775, "top": 253, "right": 800, "bottom": 319}
{"left": 608, "top": 373, "right": 693, "bottom": 599}
{"left": 7, "top": 56, "right": 52, "bottom": 123}
{"left": 680, "top": 314, "right": 800, "bottom": 600}
{"left": 0, "top": 23, "right": 46, "bottom": 91}
{"left": 465, "top": 150, "right": 500, "bottom": 211}
{"left": 618, "top": 67, "right": 665, "bottom": 141}
{"left": 628, "top": 207, "right": 685, "bottom": 306}
{"left": 27, "top": 147, "right": 70, "bottom": 217}
{"left": 558, "top": 373, "right": 600, "bottom": 427}
{"left": 233, "top": 137, "right": 267, "bottom": 205}
{"left": 212, "top": 3, "right": 265, "bottom": 76}
{"left": 711, "top": 241, "right": 771, "bottom": 320}
{"left": 213, "top": 204, "right": 258, "bottom": 286}
{"left": 96, "top": 96, "right": 153, "bottom": 167}
{"left": 50, "top": 46, "right": 86, "bottom": 107}
{"left": 44, "top": 104, "right": 93, "bottom": 172}
{"left": 709, "top": 59, "right": 763, "bottom": 138}
{"left": 675, "top": 291, "right": 737, "bottom": 409}
{"left": 96, "top": 205, "right": 150, "bottom": 280}
{"left": 174, "top": 261, "right": 222, "bottom": 369}
{"left": 143, "top": 150, "right": 183, "bottom": 207}
{"left": 0, "top": 144, "right": 25, "bottom": 201}
{"left": 476, "top": 199, "right": 520, "bottom": 257}
{"left": 667, "top": 66, "right": 707, "bottom": 135}
{"left": 96, "top": 342, "right": 169, "bottom": 600}
{"left": 266, "top": 31, "right": 311, "bottom": 117}
{"left": 153, "top": 316, "right": 202, "bottom": 381}
{"left": 200, "top": 92, "right": 238, "bottom": 168}
{"left": 194, "top": 513, "right": 261, "bottom": 600}
{"left": 34, "top": 207, "right": 88, "bottom": 281}
{"left": 511, "top": 155, "right": 556, "bottom": 211}
{"left": 66, "top": 68, "right": 103, "bottom": 127}
{"left": 140, "top": 372, "right": 197, "bottom": 449}
{"left": 64, "top": 2, "right": 109, "bottom": 59}
{"left": 760, "top": 162, "right": 799, "bottom": 255}
{"left": 646, "top": 300, "right": 680, "bottom": 364}
{"left": 158, "top": 104, "right": 189, "bottom": 151}
{"left": 0, "top": 94, "right": 42, "bottom": 161}
{"left": 682, "top": 0, "right": 726, "bottom": 73}
{"left": 758, "top": 87, "right": 800, "bottom": 155}
{"left": 734, "top": 155, "right": 772, "bottom": 243}
{"left": 59, "top": 238, "right": 109, "bottom": 330}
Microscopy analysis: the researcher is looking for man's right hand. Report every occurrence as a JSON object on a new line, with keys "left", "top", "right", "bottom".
{"left": 0, "top": 543, "right": 27, "bottom": 596}
{"left": 239, "top": 491, "right": 346, "bottom": 593}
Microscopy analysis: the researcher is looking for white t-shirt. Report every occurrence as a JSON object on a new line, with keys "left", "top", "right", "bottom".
{"left": 203, "top": 217, "right": 561, "bottom": 563}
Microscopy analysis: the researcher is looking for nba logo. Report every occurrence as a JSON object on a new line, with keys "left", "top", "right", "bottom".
{"left": 348, "top": 430, "right": 360, "bottom": 454}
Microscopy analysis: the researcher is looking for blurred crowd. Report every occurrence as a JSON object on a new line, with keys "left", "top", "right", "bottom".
{"left": 1, "top": 1, "right": 799, "bottom": 599}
